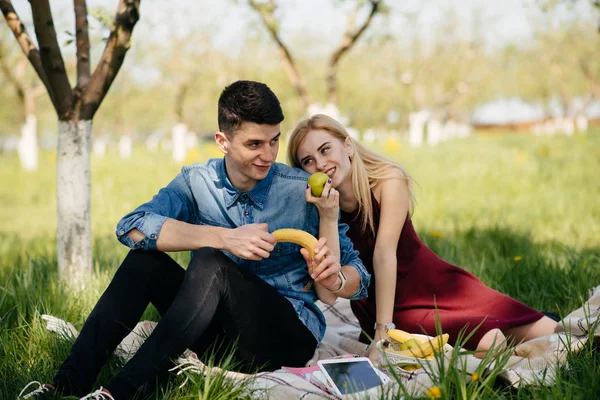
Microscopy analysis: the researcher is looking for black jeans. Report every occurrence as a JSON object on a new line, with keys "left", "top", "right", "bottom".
{"left": 53, "top": 248, "right": 317, "bottom": 399}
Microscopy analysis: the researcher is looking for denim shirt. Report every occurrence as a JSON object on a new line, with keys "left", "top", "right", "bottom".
{"left": 116, "top": 158, "right": 370, "bottom": 342}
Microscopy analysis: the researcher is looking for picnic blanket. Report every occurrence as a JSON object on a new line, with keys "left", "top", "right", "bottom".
{"left": 43, "top": 285, "right": 600, "bottom": 399}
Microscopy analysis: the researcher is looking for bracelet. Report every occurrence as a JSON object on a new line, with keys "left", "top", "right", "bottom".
{"left": 374, "top": 322, "right": 396, "bottom": 332}
{"left": 327, "top": 270, "right": 347, "bottom": 294}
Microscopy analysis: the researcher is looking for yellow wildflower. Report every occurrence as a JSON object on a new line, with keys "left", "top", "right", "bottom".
{"left": 431, "top": 231, "right": 445, "bottom": 238}
{"left": 514, "top": 256, "right": 522, "bottom": 261}
{"left": 426, "top": 386, "right": 442, "bottom": 399}
{"left": 471, "top": 372, "right": 480, "bottom": 381}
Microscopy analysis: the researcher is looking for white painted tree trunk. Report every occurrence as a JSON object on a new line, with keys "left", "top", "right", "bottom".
{"left": 119, "top": 135, "right": 132, "bottom": 159}
{"left": 18, "top": 114, "right": 38, "bottom": 171}
{"left": 172, "top": 123, "right": 187, "bottom": 162}
{"left": 427, "top": 119, "right": 442, "bottom": 147}
{"left": 93, "top": 138, "right": 107, "bottom": 157}
{"left": 575, "top": 116, "right": 588, "bottom": 133}
{"left": 562, "top": 117, "right": 575, "bottom": 136}
{"left": 57, "top": 120, "right": 93, "bottom": 284}
{"left": 408, "top": 112, "right": 425, "bottom": 148}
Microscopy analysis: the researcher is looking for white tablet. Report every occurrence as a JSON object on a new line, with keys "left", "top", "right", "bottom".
{"left": 315, "top": 357, "right": 390, "bottom": 396}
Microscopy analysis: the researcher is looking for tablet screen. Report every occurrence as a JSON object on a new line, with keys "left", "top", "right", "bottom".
{"left": 321, "top": 360, "right": 383, "bottom": 394}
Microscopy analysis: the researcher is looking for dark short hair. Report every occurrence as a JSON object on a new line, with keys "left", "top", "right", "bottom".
{"left": 218, "top": 80, "right": 284, "bottom": 136}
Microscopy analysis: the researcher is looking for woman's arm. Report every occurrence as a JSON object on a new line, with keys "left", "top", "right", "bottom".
{"left": 305, "top": 180, "right": 342, "bottom": 304}
{"left": 369, "top": 176, "right": 409, "bottom": 357}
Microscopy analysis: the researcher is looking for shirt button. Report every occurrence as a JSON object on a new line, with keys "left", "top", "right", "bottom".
{"left": 244, "top": 211, "right": 249, "bottom": 216}
{"left": 276, "top": 248, "right": 281, "bottom": 253}
{"left": 140, "top": 241, "right": 145, "bottom": 246}
{"left": 150, "top": 234, "right": 155, "bottom": 238}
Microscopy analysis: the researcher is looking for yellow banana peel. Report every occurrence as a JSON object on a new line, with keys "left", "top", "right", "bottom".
{"left": 272, "top": 229, "right": 318, "bottom": 259}
{"left": 387, "top": 333, "right": 449, "bottom": 358}
{"left": 388, "top": 329, "right": 424, "bottom": 343}
{"left": 272, "top": 228, "right": 318, "bottom": 292}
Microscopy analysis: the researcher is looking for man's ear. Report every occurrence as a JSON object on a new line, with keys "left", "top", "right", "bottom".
{"left": 215, "top": 131, "right": 228, "bottom": 154}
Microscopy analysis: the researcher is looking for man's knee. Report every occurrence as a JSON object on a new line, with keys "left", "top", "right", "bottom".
{"left": 118, "top": 250, "right": 175, "bottom": 276}
{"left": 188, "top": 248, "right": 231, "bottom": 271}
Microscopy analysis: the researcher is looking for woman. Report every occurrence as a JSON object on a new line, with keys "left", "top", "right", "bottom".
{"left": 288, "top": 114, "right": 557, "bottom": 359}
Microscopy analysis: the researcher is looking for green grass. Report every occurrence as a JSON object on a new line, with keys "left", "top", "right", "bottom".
{"left": 1, "top": 130, "right": 600, "bottom": 399}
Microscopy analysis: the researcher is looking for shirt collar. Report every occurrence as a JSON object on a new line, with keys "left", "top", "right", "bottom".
{"left": 217, "top": 158, "right": 275, "bottom": 210}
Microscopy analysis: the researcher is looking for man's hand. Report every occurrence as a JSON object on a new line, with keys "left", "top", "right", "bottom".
{"left": 300, "top": 237, "right": 342, "bottom": 291}
{"left": 222, "top": 223, "right": 276, "bottom": 260}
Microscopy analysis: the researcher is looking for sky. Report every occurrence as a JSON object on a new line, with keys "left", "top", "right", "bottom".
{"left": 6, "top": 0, "right": 598, "bottom": 124}
{"left": 8, "top": 0, "right": 551, "bottom": 55}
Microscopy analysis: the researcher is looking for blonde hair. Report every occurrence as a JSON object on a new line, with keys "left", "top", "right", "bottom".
{"left": 288, "top": 114, "right": 415, "bottom": 235}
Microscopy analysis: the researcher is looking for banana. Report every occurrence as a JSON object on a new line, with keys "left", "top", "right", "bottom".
{"left": 272, "top": 229, "right": 318, "bottom": 259}
{"left": 388, "top": 329, "right": 420, "bottom": 344}
{"left": 387, "top": 333, "right": 449, "bottom": 358}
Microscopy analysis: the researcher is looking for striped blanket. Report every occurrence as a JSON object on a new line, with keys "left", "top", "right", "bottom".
{"left": 43, "top": 285, "right": 600, "bottom": 399}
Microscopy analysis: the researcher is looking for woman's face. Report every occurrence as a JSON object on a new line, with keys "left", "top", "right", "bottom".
{"left": 296, "top": 129, "right": 353, "bottom": 188}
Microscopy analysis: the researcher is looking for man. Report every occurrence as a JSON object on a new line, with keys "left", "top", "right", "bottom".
{"left": 20, "top": 80, "right": 370, "bottom": 400}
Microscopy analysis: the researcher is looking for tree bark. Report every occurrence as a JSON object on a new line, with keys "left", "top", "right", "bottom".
{"left": 30, "top": 0, "right": 73, "bottom": 119}
{"left": 326, "top": 0, "right": 380, "bottom": 105}
{"left": 248, "top": 0, "right": 312, "bottom": 110}
{"left": 74, "top": 0, "right": 91, "bottom": 98}
{"left": 0, "top": 0, "right": 57, "bottom": 109}
{"left": 56, "top": 120, "right": 93, "bottom": 284}
{"left": 80, "top": 0, "right": 140, "bottom": 119}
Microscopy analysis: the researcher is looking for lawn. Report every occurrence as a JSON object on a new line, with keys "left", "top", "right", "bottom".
{"left": 1, "top": 130, "right": 599, "bottom": 399}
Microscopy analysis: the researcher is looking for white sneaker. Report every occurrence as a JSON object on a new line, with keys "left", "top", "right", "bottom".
{"left": 79, "top": 387, "right": 115, "bottom": 400}
{"left": 17, "top": 381, "right": 54, "bottom": 399}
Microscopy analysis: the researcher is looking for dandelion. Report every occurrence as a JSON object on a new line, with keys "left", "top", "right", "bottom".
{"left": 426, "top": 386, "right": 442, "bottom": 399}
{"left": 431, "top": 231, "right": 445, "bottom": 238}
{"left": 514, "top": 256, "right": 522, "bottom": 261}
{"left": 471, "top": 372, "right": 480, "bottom": 382}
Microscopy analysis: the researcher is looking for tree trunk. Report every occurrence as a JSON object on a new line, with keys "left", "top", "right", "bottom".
{"left": 57, "top": 119, "right": 92, "bottom": 285}
{"left": 172, "top": 122, "right": 187, "bottom": 162}
{"left": 18, "top": 114, "right": 38, "bottom": 171}
{"left": 119, "top": 135, "right": 132, "bottom": 159}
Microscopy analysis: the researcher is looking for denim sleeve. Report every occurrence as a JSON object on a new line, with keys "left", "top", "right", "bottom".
{"left": 115, "top": 171, "right": 196, "bottom": 251}
{"left": 338, "top": 222, "right": 371, "bottom": 300}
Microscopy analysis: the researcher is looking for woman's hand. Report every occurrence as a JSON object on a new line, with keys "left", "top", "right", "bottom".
{"left": 306, "top": 179, "right": 339, "bottom": 222}
{"left": 300, "top": 237, "right": 342, "bottom": 290}
{"left": 367, "top": 330, "right": 386, "bottom": 365}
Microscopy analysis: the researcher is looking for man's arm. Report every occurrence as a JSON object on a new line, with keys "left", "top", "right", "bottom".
{"left": 129, "top": 219, "right": 275, "bottom": 259}
{"left": 127, "top": 219, "right": 226, "bottom": 252}
{"left": 117, "top": 170, "right": 276, "bottom": 258}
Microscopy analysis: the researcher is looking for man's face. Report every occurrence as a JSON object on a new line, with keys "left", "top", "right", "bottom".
{"left": 216, "top": 121, "right": 281, "bottom": 192}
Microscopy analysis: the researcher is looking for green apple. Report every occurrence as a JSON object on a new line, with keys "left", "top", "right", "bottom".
{"left": 307, "top": 172, "right": 329, "bottom": 197}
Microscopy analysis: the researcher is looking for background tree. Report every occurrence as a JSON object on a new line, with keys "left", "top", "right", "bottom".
{"left": 248, "top": 0, "right": 383, "bottom": 112}
{"left": 1, "top": 0, "right": 141, "bottom": 283}
{"left": 0, "top": 35, "right": 44, "bottom": 170}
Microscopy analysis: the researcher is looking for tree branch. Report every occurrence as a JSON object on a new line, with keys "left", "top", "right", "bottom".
{"left": 74, "top": 0, "right": 91, "bottom": 95}
{"left": 79, "top": 0, "right": 140, "bottom": 119}
{"left": 1, "top": 0, "right": 58, "bottom": 110}
{"left": 327, "top": 0, "right": 380, "bottom": 104}
{"left": 0, "top": 43, "right": 26, "bottom": 107}
{"left": 175, "top": 83, "right": 188, "bottom": 123}
{"left": 248, "top": 0, "right": 312, "bottom": 109}
{"left": 30, "top": 0, "right": 73, "bottom": 119}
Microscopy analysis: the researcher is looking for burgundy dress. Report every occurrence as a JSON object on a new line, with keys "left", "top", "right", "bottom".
{"left": 341, "top": 195, "right": 544, "bottom": 350}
